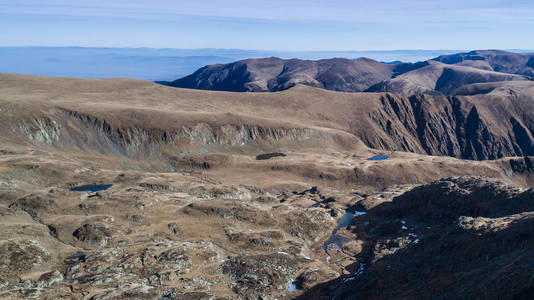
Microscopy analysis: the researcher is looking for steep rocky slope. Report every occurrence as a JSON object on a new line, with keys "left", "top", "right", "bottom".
{"left": 3, "top": 74, "right": 534, "bottom": 161}
{"left": 300, "top": 176, "right": 534, "bottom": 299}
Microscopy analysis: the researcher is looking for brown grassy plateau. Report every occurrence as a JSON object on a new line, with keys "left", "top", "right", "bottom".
{"left": 0, "top": 74, "right": 533, "bottom": 299}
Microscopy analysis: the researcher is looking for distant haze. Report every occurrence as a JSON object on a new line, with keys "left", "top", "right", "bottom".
{"left": 2, "top": 1, "right": 534, "bottom": 50}
{"left": 0, "top": 47, "right": 473, "bottom": 81}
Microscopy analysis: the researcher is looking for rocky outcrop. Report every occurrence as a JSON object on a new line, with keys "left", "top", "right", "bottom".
{"left": 300, "top": 177, "right": 534, "bottom": 299}
{"left": 14, "top": 89, "right": 534, "bottom": 162}
{"left": 8, "top": 193, "right": 57, "bottom": 221}
{"left": 375, "top": 176, "right": 532, "bottom": 222}
{"left": 282, "top": 210, "right": 334, "bottom": 242}
{"left": 360, "top": 90, "right": 534, "bottom": 160}
{"left": 9, "top": 75, "right": 534, "bottom": 162}
{"left": 0, "top": 239, "right": 50, "bottom": 284}
{"left": 17, "top": 117, "right": 60, "bottom": 144}
{"left": 55, "top": 109, "right": 328, "bottom": 156}
{"left": 182, "top": 202, "right": 276, "bottom": 226}
{"left": 72, "top": 223, "right": 114, "bottom": 247}
{"left": 222, "top": 253, "right": 307, "bottom": 299}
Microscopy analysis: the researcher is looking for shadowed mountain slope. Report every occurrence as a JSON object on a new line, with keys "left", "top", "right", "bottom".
{"left": 299, "top": 176, "right": 534, "bottom": 300}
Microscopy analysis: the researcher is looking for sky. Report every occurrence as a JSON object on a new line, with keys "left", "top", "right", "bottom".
{"left": 1, "top": 0, "right": 534, "bottom": 51}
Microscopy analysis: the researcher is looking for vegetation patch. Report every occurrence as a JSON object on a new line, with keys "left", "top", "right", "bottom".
{"left": 256, "top": 152, "right": 287, "bottom": 160}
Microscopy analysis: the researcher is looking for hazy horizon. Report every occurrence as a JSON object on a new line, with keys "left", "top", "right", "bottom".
{"left": 2, "top": 1, "right": 534, "bottom": 81}
{"left": 1, "top": 46, "right": 533, "bottom": 81}
{"left": 2, "top": 1, "right": 534, "bottom": 51}
{"left": 0, "top": 47, "right": 467, "bottom": 81}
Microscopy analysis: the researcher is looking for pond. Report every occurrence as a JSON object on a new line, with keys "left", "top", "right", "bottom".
{"left": 323, "top": 210, "right": 356, "bottom": 249}
{"left": 323, "top": 210, "right": 367, "bottom": 270}
{"left": 70, "top": 184, "right": 112, "bottom": 192}
{"left": 367, "top": 155, "right": 389, "bottom": 161}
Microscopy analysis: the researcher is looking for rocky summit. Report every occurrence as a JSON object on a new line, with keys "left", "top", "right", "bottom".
{"left": 1, "top": 49, "right": 534, "bottom": 300}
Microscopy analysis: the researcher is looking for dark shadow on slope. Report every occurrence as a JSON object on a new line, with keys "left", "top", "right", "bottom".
{"left": 297, "top": 176, "right": 534, "bottom": 300}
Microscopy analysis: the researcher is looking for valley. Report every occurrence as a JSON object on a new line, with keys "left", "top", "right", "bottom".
{"left": 0, "top": 68, "right": 533, "bottom": 299}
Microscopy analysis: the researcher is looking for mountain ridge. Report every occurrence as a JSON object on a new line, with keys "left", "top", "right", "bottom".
{"left": 3, "top": 73, "right": 534, "bottom": 161}
{"left": 166, "top": 50, "right": 534, "bottom": 95}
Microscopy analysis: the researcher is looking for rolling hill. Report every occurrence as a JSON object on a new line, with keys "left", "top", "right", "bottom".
{"left": 167, "top": 50, "right": 534, "bottom": 96}
{"left": 167, "top": 57, "right": 408, "bottom": 92}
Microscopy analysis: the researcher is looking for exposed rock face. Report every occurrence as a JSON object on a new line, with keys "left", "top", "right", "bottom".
{"left": 11, "top": 84, "right": 534, "bottom": 161}
{"left": 55, "top": 109, "right": 329, "bottom": 156}
{"left": 6, "top": 73, "right": 534, "bottom": 161}
{"left": 72, "top": 223, "right": 114, "bottom": 247}
{"left": 17, "top": 117, "right": 60, "bottom": 144}
{"left": 37, "top": 270, "right": 64, "bottom": 288}
{"left": 357, "top": 87, "right": 534, "bottom": 160}
{"left": 0, "top": 239, "right": 50, "bottom": 284}
{"left": 282, "top": 210, "right": 334, "bottom": 242}
{"left": 8, "top": 193, "right": 57, "bottom": 221}
{"left": 221, "top": 253, "right": 306, "bottom": 299}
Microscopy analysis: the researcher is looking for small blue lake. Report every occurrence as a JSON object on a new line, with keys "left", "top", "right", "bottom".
{"left": 367, "top": 155, "right": 389, "bottom": 161}
{"left": 323, "top": 210, "right": 355, "bottom": 248}
{"left": 323, "top": 210, "right": 367, "bottom": 249}
{"left": 70, "top": 184, "right": 112, "bottom": 192}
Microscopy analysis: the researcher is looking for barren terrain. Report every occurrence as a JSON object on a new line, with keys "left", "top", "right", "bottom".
{"left": 0, "top": 73, "right": 533, "bottom": 299}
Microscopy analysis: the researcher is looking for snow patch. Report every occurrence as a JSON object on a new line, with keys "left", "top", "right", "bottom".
{"left": 287, "top": 282, "right": 299, "bottom": 292}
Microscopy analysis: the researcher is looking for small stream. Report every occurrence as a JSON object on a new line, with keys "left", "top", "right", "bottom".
{"left": 323, "top": 209, "right": 367, "bottom": 276}
{"left": 323, "top": 210, "right": 366, "bottom": 249}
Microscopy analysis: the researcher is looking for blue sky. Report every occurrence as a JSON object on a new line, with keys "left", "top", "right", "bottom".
{"left": 1, "top": 0, "right": 534, "bottom": 51}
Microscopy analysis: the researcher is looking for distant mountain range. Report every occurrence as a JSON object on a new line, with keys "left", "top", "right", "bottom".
{"left": 167, "top": 50, "right": 534, "bottom": 96}
{"left": 0, "top": 47, "right": 481, "bottom": 81}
